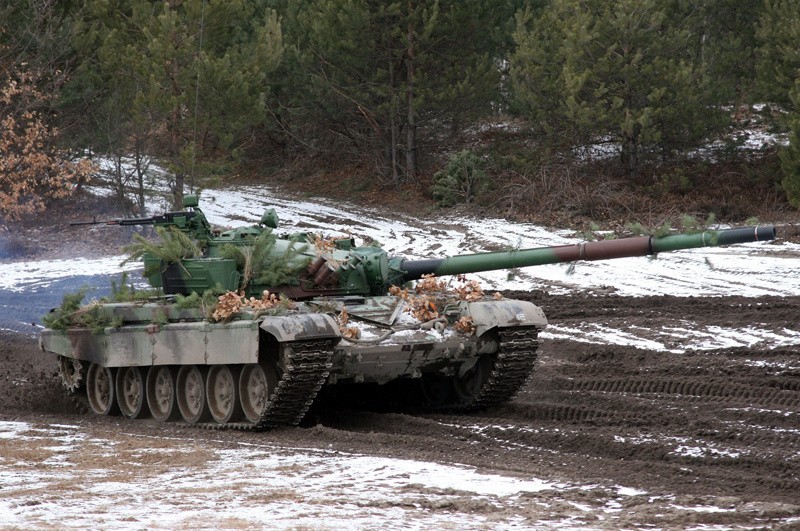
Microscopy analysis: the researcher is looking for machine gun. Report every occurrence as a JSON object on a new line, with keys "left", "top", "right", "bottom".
{"left": 69, "top": 195, "right": 213, "bottom": 241}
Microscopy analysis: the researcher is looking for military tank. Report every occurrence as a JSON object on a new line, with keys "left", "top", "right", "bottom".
{"left": 39, "top": 196, "right": 776, "bottom": 429}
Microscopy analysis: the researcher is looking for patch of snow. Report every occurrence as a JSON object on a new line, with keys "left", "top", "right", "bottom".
{"left": 0, "top": 420, "right": 657, "bottom": 530}
{"left": 0, "top": 256, "right": 140, "bottom": 293}
{"left": 670, "top": 504, "right": 736, "bottom": 514}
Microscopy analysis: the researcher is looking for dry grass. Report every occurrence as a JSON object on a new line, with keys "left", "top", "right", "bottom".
{"left": 0, "top": 438, "right": 58, "bottom": 464}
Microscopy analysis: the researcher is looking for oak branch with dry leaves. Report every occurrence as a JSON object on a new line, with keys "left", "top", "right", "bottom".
{"left": 0, "top": 61, "right": 94, "bottom": 221}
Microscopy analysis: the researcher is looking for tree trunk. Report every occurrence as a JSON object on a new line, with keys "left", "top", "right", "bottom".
{"left": 173, "top": 172, "right": 185, "bottom": 210}
{"left": 133, "top": 137, "right": 147, "bottom": 215}
{"left": 405, "top": 0, "right": 416, "bottom": 180}
{"left": 627, "top": 135, "right": 639, "bottom": 177}
{"left": 390, "top": 113, "right": 399, "bottom": 183}
{"left": 389, "top": 62, "right": 399, "bottom": 183}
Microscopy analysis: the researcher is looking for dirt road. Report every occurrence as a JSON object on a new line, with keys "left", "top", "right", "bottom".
{"left": 3, "top": 292, "right": 798, "bottom": 529}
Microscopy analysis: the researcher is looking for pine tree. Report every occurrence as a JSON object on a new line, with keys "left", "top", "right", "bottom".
{"left": 757, "top": 0, "right": 800, "bottom": 206}
{"left": 67, "top": 0, "right": 282, "bottom": 209}
{"left": 781, "top": 88, "right": 800, "bottom": 208}
{"left": 756, "top": 0, "right": 800, "bottom": 107}
{"left": 679, "top": 0, "right": 762, "bottom": 108}
{"left": 280, "top": 0, "right": 514, "bottom": 182}
{"left": 511, "top": 0, "right": 723, "bottom": 176}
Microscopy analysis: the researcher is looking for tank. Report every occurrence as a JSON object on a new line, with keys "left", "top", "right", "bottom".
{"left": 39, "top": 196, "right": 777, "bottom": 428}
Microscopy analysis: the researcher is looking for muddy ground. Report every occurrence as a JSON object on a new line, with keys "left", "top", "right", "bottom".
{"left": 2, "top": 190, "right": 799, "bottom": 527}
{"left": 2, "top": 291, "right": 799, "bottom": 528}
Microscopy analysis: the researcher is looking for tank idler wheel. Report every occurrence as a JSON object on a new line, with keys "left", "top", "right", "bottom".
{"left": 58, "top": 356, "right": 85, "bottom": 393}
{"left": 453, "top": 356, "right": 493, "bottom": 404}
{"left": 116, "top": 366, "right": 150, "bottom": 419}
{"left": 239, "top": 362, "right": 279, "bottom": 423}
{"left": 86, "top": 363, "right": 119, "bottom": 416}
{"left": 146, "top": 366, "right": 180, "bottom": 422}
{"left": 177, "top": 365, "right": 211, "bottom": 424}
{"left": 207, "top": 365, "right": 243, "bottom": 424}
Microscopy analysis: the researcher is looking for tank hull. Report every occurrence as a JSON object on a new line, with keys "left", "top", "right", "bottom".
{"left": 40, "top": 296, "right": 547, "bottom": 428}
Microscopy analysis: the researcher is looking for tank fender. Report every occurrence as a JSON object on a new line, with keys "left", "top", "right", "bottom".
{"left": 466, "top": 300, "right": 547, "bottom": 337}
{"left": 259, "top": 313, "right": 342, "bottom": 343}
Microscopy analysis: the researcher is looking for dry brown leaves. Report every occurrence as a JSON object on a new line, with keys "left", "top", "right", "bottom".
{"left": 407, "top": 296, "right": 439, "bottom": 321}
{"left": 336, "top": 307, "right": 360, "bottom": 339}
{"left": 388, "top": 285, "right": 409, "bottom": 300}
{"left": 389, "top": 285, "right": 439, "bottom": 320}
{"left": 455, "top": 280, "right": 484, "bottom": 301}
{"left": 388, "top": 275, "right": 490, "bottom": 323}
{"left": 211, "top": 290, "right": 292, "bottom": 322}
{"left": 246, "top": 290, "right": 280, "bottom": 311}
{"left": 415, "top": 273, "right": 447, "bottom": 293}
{"left": 314, "top": 234, "right": 352, "bottom": 255}
{"left": 454, "top": 316, "right": 476, "bottom": 334}
{"left": 0, "top": 62, "right": 94, "bottom": 220}
{"left": 313, "top": 234, "right": 337, "bottom": 254}
{"left": 211, "top": 292, "right": 243, "bottom": 322}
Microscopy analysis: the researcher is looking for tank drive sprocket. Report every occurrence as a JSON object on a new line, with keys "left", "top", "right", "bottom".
{"left": 58, "top": 355, "right": 85, "bottom": 393}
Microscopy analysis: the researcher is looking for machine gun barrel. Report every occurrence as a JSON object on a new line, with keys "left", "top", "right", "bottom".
{"left": 69, "top": 216, "right": 157, "bottom": 226}
{"left": 69, "top": 211, "right": 200, "bottom": 227}
{"left": 398, "top": 225, "right": 776, "bottom": 281}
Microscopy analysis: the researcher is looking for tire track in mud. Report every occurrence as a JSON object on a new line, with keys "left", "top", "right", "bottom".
{"left": 560, "top": 376, "right": 800, "bottom": 406}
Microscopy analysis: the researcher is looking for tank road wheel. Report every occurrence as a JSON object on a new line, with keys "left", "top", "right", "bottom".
{"left": 58, "top": 356, "right": 85, "bottom": 393}
{"left": 453, "top": 356, "right": 494, "bottom": 406}
{"left": 239, "top": 362, "right": 279, "bottom": 423}
{"left": 176, "top": 365, "right": 211, "bottom": 424}
{"left": 146, "top": 366, "right": 179, "bottom": 422}
{"left": 116, "top": 367, "right": 149, "bottom": 419}
{"left": 420, "top": 372, "right": 456, "bottom": 408}
{"left": 207, "top": 365, "right": 243, "bottom": 424}
{"left": 86, "top": 363, "right": 119, "bottom": 416}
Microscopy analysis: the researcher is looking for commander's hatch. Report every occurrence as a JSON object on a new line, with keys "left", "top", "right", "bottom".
{"left": 309, "top": 296, "right": 404, "bottom": 326}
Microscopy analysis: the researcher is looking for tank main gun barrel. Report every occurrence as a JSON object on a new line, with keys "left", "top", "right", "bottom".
{"left": 398, "top": 225, "right": 776, "bottom": 281}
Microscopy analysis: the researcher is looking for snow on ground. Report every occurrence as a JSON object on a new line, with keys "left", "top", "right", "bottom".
{"left": 0, "top": 256, "right": 138, "bottom": 293}
{"left": 0, "top": 420, "right": 646, "bottom": 530}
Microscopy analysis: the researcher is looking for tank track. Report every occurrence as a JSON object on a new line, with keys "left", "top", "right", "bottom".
{"left": 254, "top": 339, "right": 334, "bottom": 429}
{"left": 460, "top": 326, "right": 540, "bottom": 410}
{"left": 201, "top": 338, "right": 334, "bottom": 431}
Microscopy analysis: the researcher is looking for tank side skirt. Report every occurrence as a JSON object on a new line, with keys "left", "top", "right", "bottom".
{"left": 39, "top": 321, "right": 259, "bottom": 367}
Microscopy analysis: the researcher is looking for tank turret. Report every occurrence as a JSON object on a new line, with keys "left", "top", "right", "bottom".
{"left": 39, "top": 197, "right": 778, "bottom": 430}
